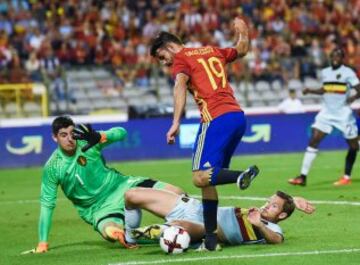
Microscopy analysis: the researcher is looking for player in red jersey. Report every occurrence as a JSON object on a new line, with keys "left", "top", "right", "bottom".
{"left": 150, "top": 18, "right": 259, "bottom": 251}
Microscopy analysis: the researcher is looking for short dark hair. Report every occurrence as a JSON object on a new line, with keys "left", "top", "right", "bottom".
{"left": 331, "top": 47, "right": 345, "bottom": 58}
{"left": 276, "top": 191, "right": 295, "bottom": 219}
{"left": 150, "top": 31, "right": 182, "bottom": 57}
{"left": 52, "top": 116, "right": 74, "bottom": 135}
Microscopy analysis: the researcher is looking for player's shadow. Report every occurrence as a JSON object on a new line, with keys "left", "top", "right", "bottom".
{"left": 51, "top": 240, "right": 159, "bottom": 254}
{"left": 50, "top": 240, "right": 105, "bottom": 250}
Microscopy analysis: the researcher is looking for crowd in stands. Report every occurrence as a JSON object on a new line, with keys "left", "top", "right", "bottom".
{"left": 0, "top": 0, "right": 359, "bottom": 94}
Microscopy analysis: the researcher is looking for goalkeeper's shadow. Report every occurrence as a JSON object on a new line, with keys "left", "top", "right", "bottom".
{"left": 51, "top": 240, "right": 158, "bottom": 252}
{"left": 50, "top": 240, "right": 105, "bottom": 250}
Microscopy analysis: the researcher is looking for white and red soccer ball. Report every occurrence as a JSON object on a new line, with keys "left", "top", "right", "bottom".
{"left": 159, "top": 226, "right": 191, "bottom": 254}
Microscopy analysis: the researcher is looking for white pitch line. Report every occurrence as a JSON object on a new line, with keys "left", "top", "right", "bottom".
{"left": 191, "top": 195, "right": 360, "bottom": 206}
{"left": 1, "top": 196, "right": 360, "bottom": 206}
{"left": 108, "top": 248, "right": 360, "bottom": 265}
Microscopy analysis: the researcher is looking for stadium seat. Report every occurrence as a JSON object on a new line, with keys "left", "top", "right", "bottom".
{"left": 234, "top": 91, "right": 246, "bottom": 103}
{"left": 122, "top": 88, "right": 146, "bottom": 98}
{"left": 278, "top": 89, "right": 289, "bottom": 98}
{"left": 255, "top": 81, "right": 271, "bottom": 92}
{"left": 304, "top": 77, "right": 322, "bottom": 89}
{"left": 87, "top": 89, "right": 105, "bottom": 100}
{"left": 271, "top": 80, "right": 283, "bottom": 91}
{"left": 159, "top": 94, "right": 173, "bottom": 105}
{"left": 72, "top": 88, "right": 89, "bottom": 101}
{"left": 262, "top": 90, "right": 279, "bottom": 101}
{"left": 4, "top": 102, "right": 18, "bottom": 116}
{"left": 157, "top": 86, "right": 172, "bottom": 96}
{"left": 250, "top": 100, "right": 265, "bottom": 107}
{"left": 23, "top": 102, "right": 42, "bottom": 115}
{"left": 288, "top": 79, "right": 303, "bottom": 91}
{"left": 247, "top": 89, "right": 262, "bottom": 100}
{"left": 108, "top": 98, "right": 128, "bottom": 109}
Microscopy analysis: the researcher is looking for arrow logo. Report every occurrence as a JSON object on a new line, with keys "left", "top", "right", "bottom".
{"left": 6, "top": 136, "right": 43, "bottom": 155}
{"left": 242, "top": 124, "right": 271, "bottom": 143}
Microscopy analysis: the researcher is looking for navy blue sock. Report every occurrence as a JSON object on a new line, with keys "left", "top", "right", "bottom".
{"left": 202, "top": 199, "right": 218, "bottom": 250}
{"left": 210, "top": 168, "right": 242, "bottom": 185}
{"left": 345, "top": 148, "right": 358, "bottom": 176}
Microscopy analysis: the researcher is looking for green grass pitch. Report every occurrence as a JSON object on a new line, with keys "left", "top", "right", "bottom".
{"left": 1, "top": 150, "right": 360, "bottom": 265}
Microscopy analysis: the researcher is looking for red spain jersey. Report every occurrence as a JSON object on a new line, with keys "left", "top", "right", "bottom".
{"left": 171, "top": 46, "right": 242, "bottom": 122}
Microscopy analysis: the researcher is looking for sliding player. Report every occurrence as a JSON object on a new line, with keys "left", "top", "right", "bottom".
{"left": 23, "top": 116, "right": 182, "bottom": 254}
{"left": 124, "top": 188, "right": 315, "bottom": 246}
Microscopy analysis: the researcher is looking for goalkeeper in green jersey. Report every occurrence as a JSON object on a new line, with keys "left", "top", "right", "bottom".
{"left": 24, "top": 116, "right": 182, "bottom": 254}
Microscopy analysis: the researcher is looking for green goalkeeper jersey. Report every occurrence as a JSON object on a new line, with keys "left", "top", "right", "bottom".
{"left": 38, "top": 127, "right": 145, "bottom": 242}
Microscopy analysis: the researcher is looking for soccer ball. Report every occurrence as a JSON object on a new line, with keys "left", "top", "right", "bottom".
{"left": 159, "top": 226, "right": 191, "bottom": 254}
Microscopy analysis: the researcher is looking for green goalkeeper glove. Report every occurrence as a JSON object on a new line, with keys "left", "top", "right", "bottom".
{"left": 73, "top": 124, "right": 102, "bottom": 152}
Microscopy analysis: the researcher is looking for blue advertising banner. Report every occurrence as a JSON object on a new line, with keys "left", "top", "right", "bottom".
{"left": 0, "top": 112, "right": 349, "bottom": 168}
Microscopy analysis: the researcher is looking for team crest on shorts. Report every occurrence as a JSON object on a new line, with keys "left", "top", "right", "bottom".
{"left": 77, "top": 156, "right": 87, "bottom": 166}
{"left": 336, "top": 74, "right": 341, "bottom": 80}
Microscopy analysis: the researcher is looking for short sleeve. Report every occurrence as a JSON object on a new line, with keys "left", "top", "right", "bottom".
{"left": 215, "top": 47, "right": 238, "bottom": 63}
{"left": 265, "top": 222, "right": 283, "bottom": 236}
{"left": 171, "top": 55, "right": 191, "bottom": 79}
{"left": 347, "top": 68, "right": 360, "bottom": 87}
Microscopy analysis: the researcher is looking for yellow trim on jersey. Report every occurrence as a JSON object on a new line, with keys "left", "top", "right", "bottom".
{"left": 193, "top": 90, "right": 213, "bottom": 122}
{"left": 323, "top": 84, "right": 347, "bottom": 93}
{"left": 242, "top": 216, "right": 258, "bottom": 241}
{"left": 200, "top": 99, "right": 213, "bottom": 122}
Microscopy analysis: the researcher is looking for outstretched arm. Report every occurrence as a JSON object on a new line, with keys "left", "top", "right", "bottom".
{"left": 22, "top": 169, "right": 58, "bottom": 254}
{"left": 293, "top": 197, "right": 316, "bottom": 214}
{"left": 167, "top": 73, "right": 189, "bottom": 144}
{"left": 303, "top": 87, "right": 325, "bottom": 95}
{"left": 21, "top": 206, "right": 52, "bottom": 254}
{"left": 73, "top": 124, "right": 127, "bottom": 151}
{"left": 347, "top": 84, "right": 360, "bottom": 104}
{"left": 233, "top": 17, "right": 250, "bottom": 58}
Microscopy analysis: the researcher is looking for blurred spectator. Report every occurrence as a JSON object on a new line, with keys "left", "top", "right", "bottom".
{"left": 0, "top": 0, "right": 357, "bottom": 108}
{"left": 183, "top": 5, "right": 202, "bottom": 33}
{"left": 25, "top": 51, "right": 41, "bottom": 82}
{"left": 185, "top": 35, "right": 202, "bottom": 48}
{"left": 56, "top": 42, "right": 72, "bottom": 65}
{"left": 0, "top": 44, "right": 12, "bottom": 69}
{"left": 309, "top": 39, "right": 326, "bottom": 68}
{"left": 278, "top": 89, "right": 305, "bottom": 114}
{"left": 40, "top": 48, "right": 66, "bottom": 104}
{"left": 28, "top": 28, "right": 45, "bottom": 51}
{"left": 142, "top": 11, "right": 161, "bottom": 39}
{"left": 72, "top": 40, "right": 88, "bottom": 65}
{"left": 8, "top": 51, "right": 29, "bottom": 83}
{"left": 0, "top": 14, "right": 12, "bottom": 35}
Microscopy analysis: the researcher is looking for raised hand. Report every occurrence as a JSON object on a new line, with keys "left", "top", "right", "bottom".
{"left": 233, "top": 17, "right": 248, "bottom": 34}
{"left": 72, "top": 124, "right": 102, "bottom": 152}
{"left": 247, "top": 208, "right": 262, "bottom": 227}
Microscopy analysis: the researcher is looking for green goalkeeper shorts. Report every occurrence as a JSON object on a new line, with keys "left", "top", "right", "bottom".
{"left": 95, "top": 179, "right": 167, "bottom": 233}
